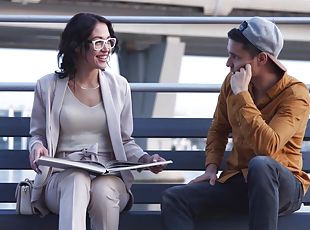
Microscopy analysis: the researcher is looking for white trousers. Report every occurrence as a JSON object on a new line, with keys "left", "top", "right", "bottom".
{"left": 44, "top": 168, "right": 130, "bottom": 230}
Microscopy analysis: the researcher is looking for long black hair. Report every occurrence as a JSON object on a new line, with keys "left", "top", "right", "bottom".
{"left": 55, "top": 13, "right": 119, "bottom": 78}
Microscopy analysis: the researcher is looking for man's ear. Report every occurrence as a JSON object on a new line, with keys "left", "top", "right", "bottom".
{"left": 257, "top": 52, "right": 268, "bottom": 65}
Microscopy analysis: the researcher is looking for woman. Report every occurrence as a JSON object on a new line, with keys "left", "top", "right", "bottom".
{"left": 28, "top": 13, "right": 165, "bottom": 230}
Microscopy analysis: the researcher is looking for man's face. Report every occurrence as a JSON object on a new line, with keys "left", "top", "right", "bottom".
{"left": 226, "top": 39, "right": 256, "bottom": 73}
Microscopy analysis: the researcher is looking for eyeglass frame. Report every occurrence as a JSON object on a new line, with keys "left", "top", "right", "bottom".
{"left": 87, "top": 37, "right": 117, "bottom": 51}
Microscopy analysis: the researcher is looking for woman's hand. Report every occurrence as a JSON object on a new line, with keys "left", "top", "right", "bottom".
{"left": 148, "top": 154, "right": 167, "bottom": 174}
{"left": 29, "top": 143, "right": 48, "bottom": 174}
{"left": 139, "top": 154, "right": 167, "bottom": 174}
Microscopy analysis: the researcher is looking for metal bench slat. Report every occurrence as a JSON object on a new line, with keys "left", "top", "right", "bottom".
{"left": 0, "top": 117, "right": 211, "bottom": 138}
{"left": 1, "top": 183, "right": 310, "bottom": 205}
{"left": 1, "top": 116, "right": 310, "bottom": 139}
{"left": 133, "top": 118, "right": 211, "bottom": 137}
{"left": 0, "top": 150, "right": 30, "bottom": 169}
{"left": 1, "top": 150, "right": 310, "bottom": 172}
{"left": 0, "top": 209, "right": 309, "bottom": 230}
{"left": 0, "top": 117, "right": 30, "bottom": 137}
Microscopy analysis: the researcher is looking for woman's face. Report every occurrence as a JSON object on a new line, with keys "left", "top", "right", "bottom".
{"left": 78, "top": 22, "right": 114, "bottom": 70}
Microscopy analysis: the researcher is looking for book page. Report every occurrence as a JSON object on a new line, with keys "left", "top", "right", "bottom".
{"left": 36, "top": 156, "right": 107, "bottom": 175}
{"left": 107, "top": 160, "right": 173, "bottom": 172}
{"left": 36, "top": 156, "right": 173, "bottom": 174}
{"left": 105, "top": 160, "right": 141, "bottom": 169}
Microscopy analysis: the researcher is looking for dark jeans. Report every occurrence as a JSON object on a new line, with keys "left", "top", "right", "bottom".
{"left": 161, "top": 156, "right": 304, "bottom": 230}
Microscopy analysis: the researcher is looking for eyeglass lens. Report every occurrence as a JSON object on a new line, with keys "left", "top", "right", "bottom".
{"left": 94, "top": 38, "right": 116, "bottom": 50}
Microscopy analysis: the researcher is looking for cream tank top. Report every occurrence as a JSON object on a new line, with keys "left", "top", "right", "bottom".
{"left": 56, "top": 87, "right": 115, "bottom": 164}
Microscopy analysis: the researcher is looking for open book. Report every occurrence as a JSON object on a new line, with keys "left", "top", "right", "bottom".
{"left": 36, "top": 156, "right": 173, "bottom": 175}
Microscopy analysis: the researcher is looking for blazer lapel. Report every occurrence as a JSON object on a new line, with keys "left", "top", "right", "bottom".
{"left": 50, "top": 77, "right": 68, "bottom": 156}
{"left": 99, "top": 72, "right": 126, "bottom": 161}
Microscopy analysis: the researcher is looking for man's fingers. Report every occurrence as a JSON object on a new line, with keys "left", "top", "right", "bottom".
{"left": 189, "top": 177, "right": 200, "bottom": 184}
{"left": 189, "top": 175, "right": 205, "bottom": 184}
{"left": 245, "top": 64, "right": 252, "bottom": 80}
{"left": 245, "top": 63, "right": 252, "bottom": 74}
{"left": 209, "top": 177, "right": 216, "bottom": 186}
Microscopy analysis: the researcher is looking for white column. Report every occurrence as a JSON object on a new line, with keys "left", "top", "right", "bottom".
{"left": 152, "top": 36, "right": 185, "bottom": 117}
{"left": 150, "top": 36, "right": 185, "bottom": 150}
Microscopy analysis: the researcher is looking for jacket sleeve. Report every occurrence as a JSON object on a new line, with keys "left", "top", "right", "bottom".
{"left": 205, "top": 75, "right": 232, "bottom": 168}
{"left": 28, "top": 80, "right": 47, "bottom": 153}
{"left": 228, "top": 84, "right": 310, "bottom": 157}
{"left": 120, "top": 81, "right": 148, "bottom": 162}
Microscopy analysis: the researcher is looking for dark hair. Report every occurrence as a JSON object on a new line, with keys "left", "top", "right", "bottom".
{"left": 55, "top": 13, "right": 119, "bottom": 78}
{"left": 227, "top": 28, "right": 261, "bottom": 58}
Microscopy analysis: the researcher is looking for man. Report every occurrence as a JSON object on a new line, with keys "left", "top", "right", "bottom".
{"left": 161, "top": 17, "right": 310, "bottom": 230}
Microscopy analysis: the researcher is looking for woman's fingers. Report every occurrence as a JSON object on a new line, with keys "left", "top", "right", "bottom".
{"left": 29, "top": 145, "right": 47, "bottom": 174}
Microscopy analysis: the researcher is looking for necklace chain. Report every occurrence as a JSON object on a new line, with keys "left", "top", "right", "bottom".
{"left": 76, "top": 82, "right": 100, "bottom": 90}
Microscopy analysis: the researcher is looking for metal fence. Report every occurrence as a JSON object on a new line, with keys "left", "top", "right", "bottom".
{"left": 0, "top": 15, "right": 309, "bottom": 93}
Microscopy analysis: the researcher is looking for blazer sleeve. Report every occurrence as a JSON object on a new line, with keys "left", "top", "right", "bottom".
{"left": 120, "top": 81, "right": 148, "bottom": 162}
{"left": 28, "top": 80, "right": 47, "bottom": 152}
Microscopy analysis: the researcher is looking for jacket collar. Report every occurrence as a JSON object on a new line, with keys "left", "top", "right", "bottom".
{"left": 99, "top": 71, "right": 127, "bottom": 161}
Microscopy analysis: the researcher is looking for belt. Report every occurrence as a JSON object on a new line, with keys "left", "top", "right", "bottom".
{"left": 56, "top": 143, "right": 112, "bottom": 162}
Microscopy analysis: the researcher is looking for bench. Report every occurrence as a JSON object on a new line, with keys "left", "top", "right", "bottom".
{"left": 0, "top": 116, "right": 309, "bottom": 230}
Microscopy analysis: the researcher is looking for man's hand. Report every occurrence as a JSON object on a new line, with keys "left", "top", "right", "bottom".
{"left": 230, "top": 64, "right": 252, "bottom": 95}
{"left": 29, "top": 143, "right": 48, "bottom": 174}
{"left": 189, "top": 163, "right": 218, "bottom": 185}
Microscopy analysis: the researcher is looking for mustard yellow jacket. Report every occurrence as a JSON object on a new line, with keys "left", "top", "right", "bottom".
{"left": 206, "top": 73, "right": 310, "bottom": 194}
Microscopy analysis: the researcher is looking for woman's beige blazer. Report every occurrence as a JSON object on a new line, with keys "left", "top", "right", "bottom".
{"left": 29, "top": 70, "right": 147, "bottom": 215}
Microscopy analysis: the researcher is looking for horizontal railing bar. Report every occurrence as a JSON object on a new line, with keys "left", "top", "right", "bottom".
{"left": 0, "top": 83, "right": 35, "bottom": 92}
{"left": 0, "top": 82, "right": 222, "bottom": 93}
{"left": 1, "top": 82, "right": 310, "bottom": 93}
{"left": 0, "top": 16, "right": 310, "bottom": 24}
{"left": 131, "top": 83, "right": 222, "bottom": 92}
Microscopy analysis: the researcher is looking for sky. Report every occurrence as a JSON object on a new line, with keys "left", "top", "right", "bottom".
{"left": 0, "top": 48, "right": 309, "bottom": 117}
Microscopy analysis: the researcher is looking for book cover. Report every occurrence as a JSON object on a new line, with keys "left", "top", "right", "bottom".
{"left": 36, "top": 156, "right": 173, "bottom": 175}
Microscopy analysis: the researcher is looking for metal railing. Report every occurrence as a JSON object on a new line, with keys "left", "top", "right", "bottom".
{"left": 1, "top": 82, "right": 310, "bottom": 93}
{"left": 0, "top": 15, "right": 309, "bottom": 93}
{"left": 0, "top": 82, "right": 222, "bottom": 93}
{"left": 1, "top": 15, "right": 310, "bottom": 24}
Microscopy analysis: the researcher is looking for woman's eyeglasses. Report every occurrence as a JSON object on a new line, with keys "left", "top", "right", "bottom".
{"left": 88, "top": 38, "right": 117, "bottom": 51}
